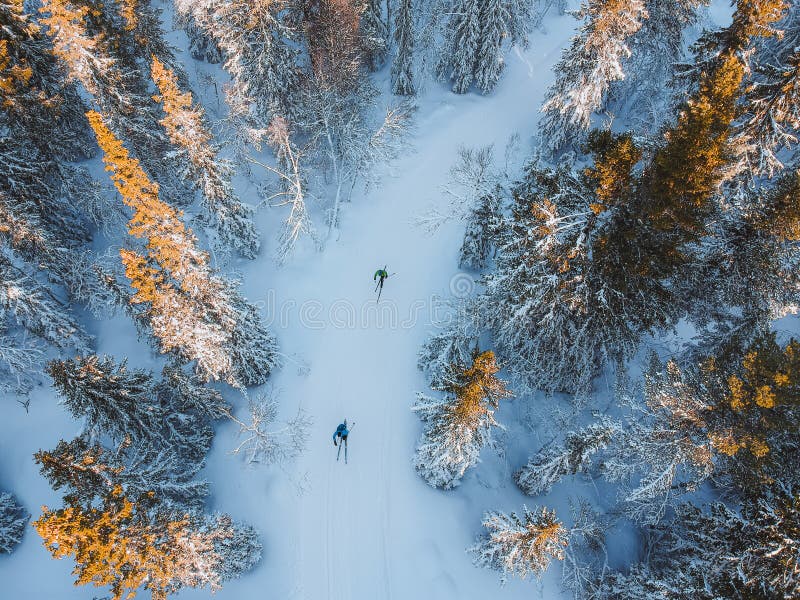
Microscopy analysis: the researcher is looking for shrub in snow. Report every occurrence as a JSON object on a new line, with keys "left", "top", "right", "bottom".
{"left": 515, "top": 419, "right": 617, "bottom": 496}
{"left": 0, "top": 492, "right": 28, "bottom": 554}
{"left": 470, "top": 505, "right": 568, "bottom": 582}
{"left": 413, "top": 350, "right": 511, "bottom": 489}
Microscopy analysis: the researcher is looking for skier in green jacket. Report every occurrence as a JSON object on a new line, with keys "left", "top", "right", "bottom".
{"left": 374, "top": 266, "right": 390, "bottom": 301}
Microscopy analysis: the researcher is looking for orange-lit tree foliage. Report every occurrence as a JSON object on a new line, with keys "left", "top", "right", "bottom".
{"left": 34, "top": 485, "right": 222, "bottom": 600}
{"left": 150, "top": 56, "right": 259, "bottom": 258}
{"left": 87, "top": 110, "right": 237, "bottom": 382}
{"left": 413, "top": 349, "right": 512, "bottom": 488}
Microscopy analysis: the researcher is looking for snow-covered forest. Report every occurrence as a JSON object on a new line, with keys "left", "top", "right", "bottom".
{"left": 0, "top": 0, "right": 798, "bottom": 597}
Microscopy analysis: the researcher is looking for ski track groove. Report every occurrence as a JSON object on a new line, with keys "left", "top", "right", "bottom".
{"left": 379, "top": 375, "right": 394, "bottom": 600}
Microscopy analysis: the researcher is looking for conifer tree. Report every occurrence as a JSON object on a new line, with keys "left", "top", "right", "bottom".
{"left": 36, "top": 433, "right": 211, "bottom": 511}
{"left": 437, "top": 0, "right": 529, "bottom": 94}
{"left": 391, "top": 0, "right": 415, "bottom": 95}
{"left": 470, "top": 506, "right": 568, "bottom": 582}
{"left": 700, "top": 333, "right": 800, "bottom": 465}
{"left": 459, "top": 190, "right": 501, "bottom": 269}
{"left": 0, "top": 491, "right": 27, "bottom": 554}
{"left": 603, "top": 356, "right": 715, "bottom": 524}
{"left": 481, "top": 133, "right": 661, "bottom": 394}
{"left": 598, "top": 484, "right": 800, "bottom": 599}
{"left": 413, "top": 349, "right": 512, "bottom": 488}
{"left": 539, "top": 0, "right": 647, "bottom": 152}
{"left": 88, "top": 110, "right": 276, "bottom": 385}
{"left": 40, "top": 0, "right": 191, "bottom": 205}
{"left": 47, "top": 356, "right": 214, "bottom": 459}
{"left": 515, "top": 420, "right": 617, "bottom": 496}
{"left": 0, "top": 254, "right": 90, "bottom": 354}
{"left": 0, "top": 0, "right": 92, "bottom": 160}
{"left": 736, "top": 51, "right": 800, "bottom": 177}
{"left": 473, "top": 0, "right": 529, "bottom": 93}
{"left": 437, "top": 0, "right": 480, "bottom": 93}
{"left": 174, "top": 0, "right": 302, "bottom": 124}
{"left": 182, "top": 15, "right": 223, "bottom": 63}
{"left": 150, "top": 56, "right": 260, "bottom": 259}
{"left": 34, "top": 486, "right": 225, "bottom": 600}
{"left": 362, "top": 0, "right": 389, "bottom": 71}
{"left": 611, "top": 0, "right": 704, "bottom": 131}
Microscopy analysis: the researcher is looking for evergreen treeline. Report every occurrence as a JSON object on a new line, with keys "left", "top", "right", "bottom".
{"left": 416, "top": 0, "right": 800, "bottom": 592}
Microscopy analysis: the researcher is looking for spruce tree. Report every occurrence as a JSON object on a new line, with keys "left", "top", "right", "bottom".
{"left": 470, "top": 506, "right": 568, "bottom": 582}
{"left": 40, "top": 0, "right": 192, "bottom": 206}
{"left": 89, "top": 110, "right": 276, "bottom": 386}
{"left": 611, "top": 0, "right": 704, "bottom": 131}
{"left": 539, "top": 0, "right": 647, "bottom": 152}
{"left": 151, "top": 56, "right": 260, "bottom": 259}
{"left": 474, "top": 0, "right": 529, "bottom": 94}
{"left": 174, "top": 0, "right": 302, "bottom": 123}
{"left": 46, "top": 356, "right": 214, "bottom": 462}
{"left": 0, "top": 491, "right": 27, "bottom": 554}
{"left": 437, "top": 0, "right": 481, "bottom": 93}
{"left": 515, "top": 420, "right": 617, "bottom": 496}
{"left": 413, "top": 349, "right": 511, "bottom": 488}
{"left": 34, "top": 486, "right": 225, "bottom": 600}
{"left": 362, "top": 0, "right": 389, "bottom": 70}
{"left": 391, "top": 0, "right": 415, "bottom": 95}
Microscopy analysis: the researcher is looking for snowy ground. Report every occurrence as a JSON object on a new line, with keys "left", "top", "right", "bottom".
{"left": 0, "top": 4, "right": 694, "bottom": 598}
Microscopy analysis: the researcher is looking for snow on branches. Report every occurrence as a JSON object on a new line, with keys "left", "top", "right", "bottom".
{"left": 413, "top": 349, "right": 512, "bottom": 489}
{"left": 0, "top": 491, "right": 28, "bottom": 554}
{"left": 515, "top": 420, "right": 618, "bottom": 496}
{"left": 470, "top": 505, "right": 568, "bottom": 582}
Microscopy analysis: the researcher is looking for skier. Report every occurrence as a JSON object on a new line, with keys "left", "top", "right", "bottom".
{"left": 333, "top": 419, "right": 351, "bottom": 462}
{"left": 374, "top": 266, "right": 390, "bottom": 301}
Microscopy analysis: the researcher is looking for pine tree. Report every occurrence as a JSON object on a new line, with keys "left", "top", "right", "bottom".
{"left": 209, "top": 514, "right": 262, "bottom": 581}
{"left": 437, "top": 0, "right": 529, "bottom": 94}
{"left": 391, "top": 0, "right": 415, "bottom": 95}
{"left": 87, "top": 110, "right": 246, "bottom": 384}
{"left": 34, "top": 486, "right": 224, "bottom": 600}
{"left": 459, "top": 190, "right": 501, "bottom": 269}
{"left": 0, "top": 254, "right": 90, "bottom": 353}
{"left": 40, "top": 0, "right": 193, "bottom": 206}
{"left": 46, "top": 356, "right": 214, "bottom": 461}
{"left": 361, "top": 0, "right": 388, "bottom": 71}
{"left": 36, "top": 433, "right": 211, "bottom": 511}
{"left": 473, "top": 0, "right": 529, "bottom": 94}
{"left": 174, "top": 0, "right": 302, "bottom": 123}
{"left": 150, "top": 56, "right": 260, "bottom": 259}
{"left": 603, "top": 356, "right": 715, "bottom": 524}
{"left": 470, "top": 506, "right": 568, "bottom": 582}
{"left": 0, "top": 491, "right": 27, "bottom": 554}
{"left": 437, "top": 0, "right": 481, "bottom": 93}
{"left": 736, "top": 51, "right": 800, "bottom": 177}
{"left": 515, "top": 420, "right": 617, "bottom": 496}
{"left": 413, "top": 349, "right": 512, "bottom": 488}
{"left": 481, "top": 134, "right": 662, "bottom": 395}
{"left": 702, "top": 333, "right": 800, "bottom": 464}
{"left": 226, "top": 294, "right": 278, "bottom": 387}
{"left": 598, "top": 487, "right": 800, "bottom": 599}
{"left": 0, "top": 0, "right": 93, "bottom": 160}
{"left": 611, "top": 0, "right": 704, "bottom": 131}
{"left": 539, "top": 0, "right": 647, "bottom": 153}
{"left": 182, "top": 15, "right": 223, "bottom": 63}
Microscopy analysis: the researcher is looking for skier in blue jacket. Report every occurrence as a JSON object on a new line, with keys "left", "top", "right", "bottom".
{"left": 333, "top": 420, "right": 350, "bottom": 462}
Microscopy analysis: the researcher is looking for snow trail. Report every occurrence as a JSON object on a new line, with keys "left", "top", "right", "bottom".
{"left": 195, "top": 25, "right": 577, "bottom": 599}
